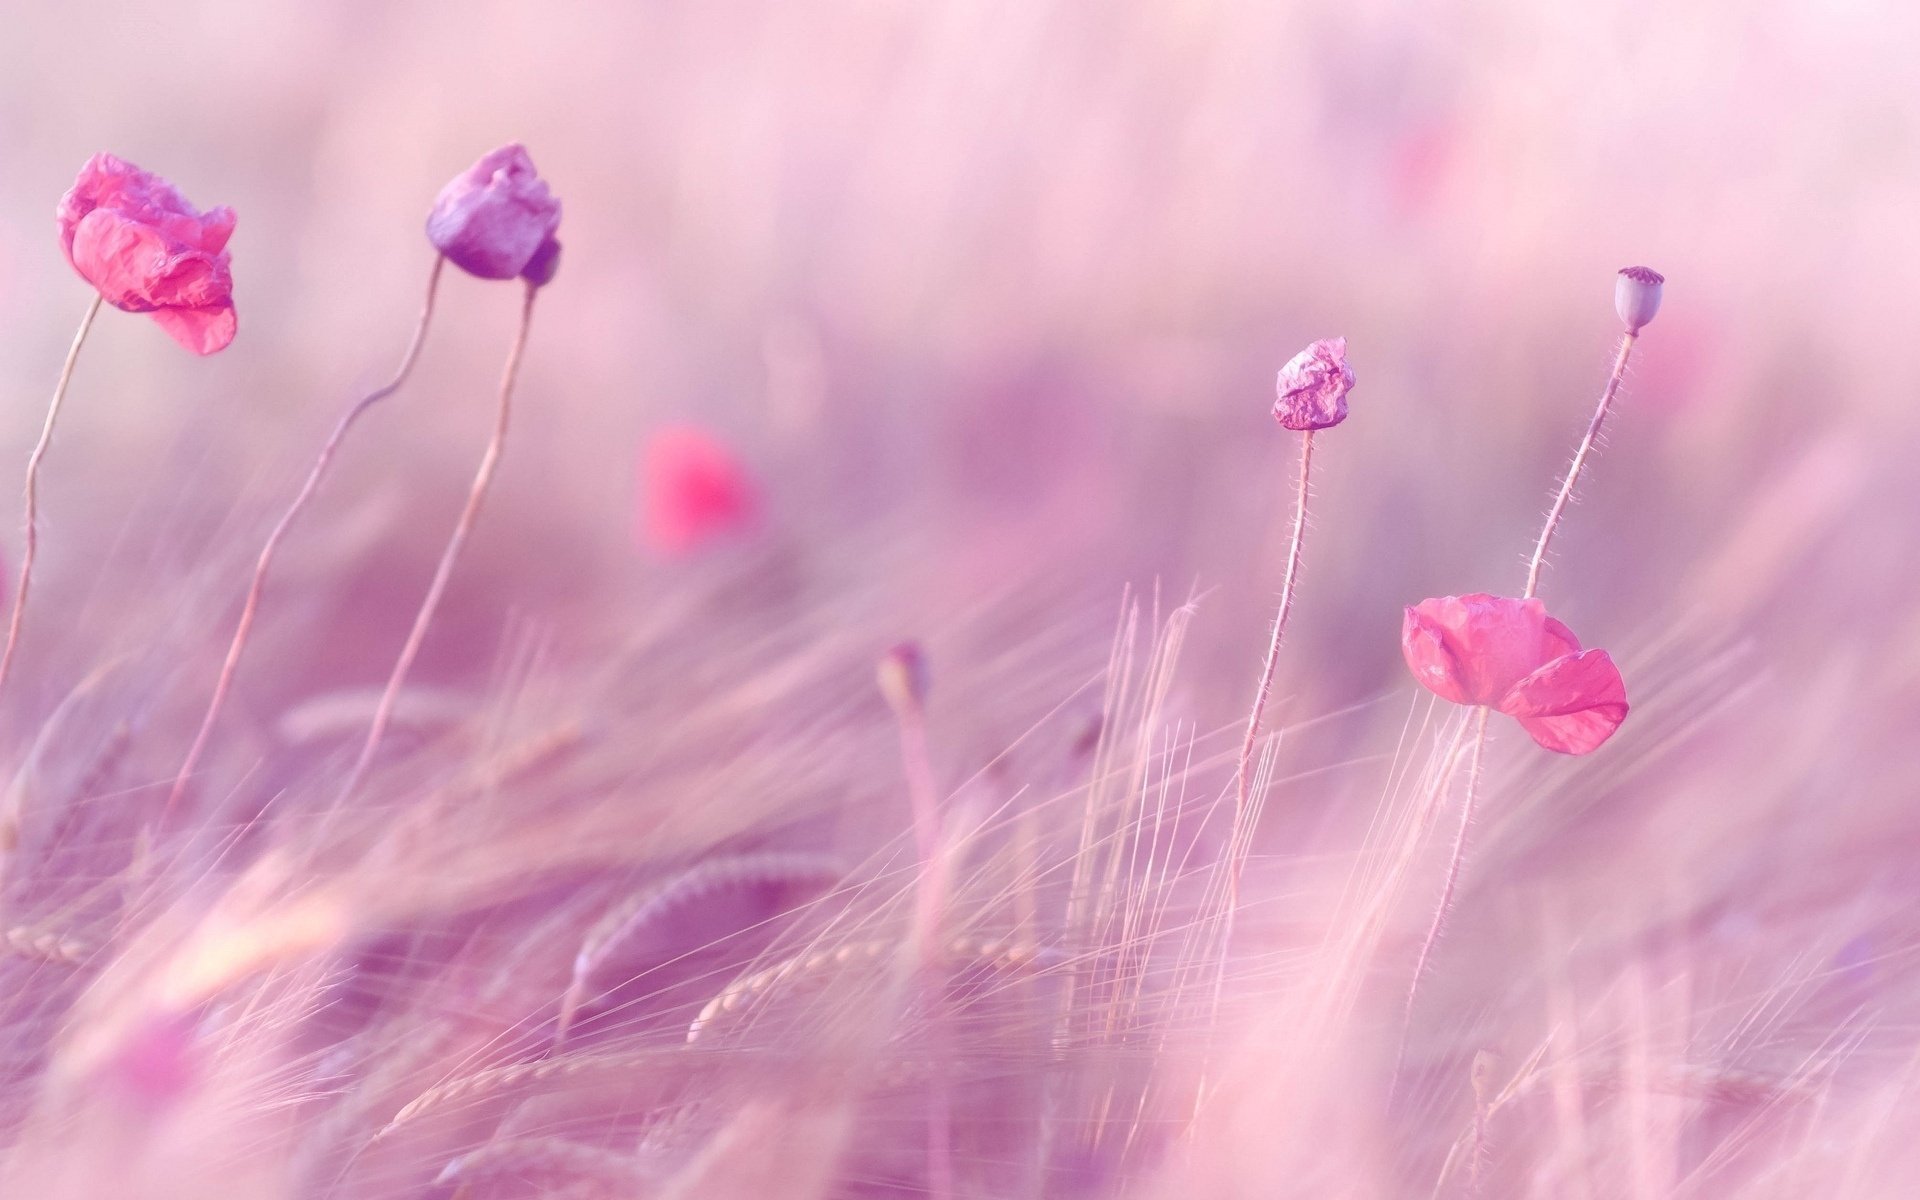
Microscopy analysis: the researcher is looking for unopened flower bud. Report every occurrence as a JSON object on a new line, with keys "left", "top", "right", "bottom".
{"left": 426, "top": 143, "right": 562, "bottom": 281}
{"left": 877, "top": 641, "right": 930, "bottom": 714}
{"left": 1615, "top": 266, "right": 1663, "bottom": 332}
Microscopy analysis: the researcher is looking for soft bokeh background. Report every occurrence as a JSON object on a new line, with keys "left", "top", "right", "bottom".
{"left": 3, "top": 2, "right": 1919, "bottom": 1196}
{"left": 4, "top": 0, "right": 1911, "bottom": 701}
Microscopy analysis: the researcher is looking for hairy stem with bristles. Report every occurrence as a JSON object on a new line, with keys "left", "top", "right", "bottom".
{"left": 1524, "top": 331, "right": 1637, "bottom": 600}
{"left": 1229, "top": 429, "right": 1315, "bottom": 909}
{"left": 1392, "top": 705, "right": 1490, "bottom": 1099}
{"left": 337, "top": 281, "right": 537, "bottom": 804}
{"left": 0, "top": 295, "right": 104, "bottom": 709}
{"left": 165, "top": 257, "right": 445, "bottom": 820}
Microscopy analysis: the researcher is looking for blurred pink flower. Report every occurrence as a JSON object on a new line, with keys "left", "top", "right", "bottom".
{"left": 638, "top": 425, "right": 760, "bottom": 558}
{"left": 1272, "top": 337, "right": 1353, "bottom": 431}
{"left": 426, "top": 144, "right": 562, "bottom": 281}
{"left": 56, "top": 153, "right": 237, "bottom": 355}
{"left": 1401, "top": 593, "right": 1628, "bottom": 754}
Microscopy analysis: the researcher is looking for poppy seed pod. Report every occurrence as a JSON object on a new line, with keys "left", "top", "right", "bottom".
{"left": 1615, "top": 266, "right": 1664, "bottom": 333}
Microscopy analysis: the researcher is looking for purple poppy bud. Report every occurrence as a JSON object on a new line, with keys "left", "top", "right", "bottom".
{"left": 426, "top": 144, "right": 562, "bottom": 281}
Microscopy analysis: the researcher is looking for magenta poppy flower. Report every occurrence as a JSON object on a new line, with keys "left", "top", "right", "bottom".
{"left": 56, "top": 154, "right": 237, "bottom": 355}
{"left": 1272, "top": 336, "right": 1354, "bottom": 431}
{"left": 638, "top": 425, "right": 760, "bottom": 558}
{"left": 1400, "top": 593, "right": 1628, "bottom": 754}
{"left": 426, "top": 144, "right": 562, "bottom": 282}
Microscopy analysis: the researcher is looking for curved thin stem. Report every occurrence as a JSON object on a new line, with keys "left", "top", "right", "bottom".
{"left": 164, "top": 257, "right": 445, "bottom": 821}
{"left": 1229, "top": 430, "right": 1315, "bottom": 908}
{"left": 1392, "top": 705, "right": 1491, "bottom": 1099}
{"left": 1524, "top": 330, "right": 1637, "bottom": 600}
{"left": 0, "top": 295, "right": 105, "bottom": 709}
{"left": 336, "top": 283, "right": 538, "bottom": 805}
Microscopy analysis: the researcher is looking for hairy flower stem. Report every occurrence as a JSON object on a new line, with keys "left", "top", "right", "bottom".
{"left": 1524, "top": 330, "right": 1637, "bottom": 600}
{"left": 1392, "top": 705, "right": 1490, "bottom": 1099}
{"left": 165, "top": 258, "right": 445, "bottom": 821}
{"left": 336, "top": 281, "right": 537, "bottom": 805}
{"left": 891, "top": 696, "right": 954, "bottom": 1200}
{"left": 0, "top": 295, "right": 104, "bottom": 710}
{"left": 1229, "top": 429, "right": 1315, "bottom": 911}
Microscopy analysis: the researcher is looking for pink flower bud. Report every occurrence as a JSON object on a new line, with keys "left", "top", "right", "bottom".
{"left": 1615, "top": 266, "right": 1663, "bottom": 332}
{"left": 426, "top": 144, "right": 562, "bottom": 281}
{"left": 1272, "top": 337, "right": 1354, "bottom": 431}
{"left": 56, "top": 153, "right": 237, "bottom": 355}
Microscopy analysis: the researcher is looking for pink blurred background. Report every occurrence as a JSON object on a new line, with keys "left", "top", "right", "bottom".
{"left": 4, "top": 2, "right": 1909, "bottom": 710}
{"left": 2, "top": 5, "right": 1919, "bottom": 1193}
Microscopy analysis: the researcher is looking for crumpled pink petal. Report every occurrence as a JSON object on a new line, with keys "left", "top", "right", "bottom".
{"left": 1401, "top": 594, "right": 1580, "bottom": 706}
{"left": 426, "top": 144, "right": 562, "bottom": 281}
{"left": 1272, "top": 337, "right": 1355, "bottom": 431}
{"left": 148, "top": 304, "right": 238, "bottom": 356}
{"left": 1497, "top": 648, "right": 1629, "bottom": 755}
{"left": 56, "top": 153, "right": 237, "bottom": 356}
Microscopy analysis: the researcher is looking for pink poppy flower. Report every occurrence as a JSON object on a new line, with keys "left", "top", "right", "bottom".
{"left": 56, "top": 153, "right": 237, "bottom": 355}
{"left": 638, "top": 425, "right": 760, "bottom": 558}
{"left": 426, "top": 144, "right": 562, "bottom": 281}
{"left": 1400, "top": 593, "right": 1628, "bottom": 754}
{"left": 1273, "top": 337, "right": 1354, "bottom": 431}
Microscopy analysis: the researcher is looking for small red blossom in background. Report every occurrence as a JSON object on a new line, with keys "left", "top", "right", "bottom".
{"left": 1272, "top": 336, "right": 1354, "bottom": 430}
{"left": 56, "top": 153, "right": 237, "bottom": 354}
{"left": 638, "top": 425, "right": 760, "bottom": 558}
{"left": 426, "top": 143, "right": 562, "bottom": 282}
{"left": 1400, "top": 593, "right": 1628, "bottom": 754}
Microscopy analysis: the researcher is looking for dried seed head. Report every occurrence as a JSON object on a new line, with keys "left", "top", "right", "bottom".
{"left": 1615, "top": 266, "right": 1664, "bottom": 332}
{"left": 877, "top": 641, "right": 930, "bottom": 714}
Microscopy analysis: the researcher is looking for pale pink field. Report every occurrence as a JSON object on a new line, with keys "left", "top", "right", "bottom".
{"left": 1, "top": 3, "right": 1917, "bottom": 1197}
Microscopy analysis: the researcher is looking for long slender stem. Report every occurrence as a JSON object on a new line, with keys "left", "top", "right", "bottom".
{"left": 1524, "top": 331, "right": 1637, "bottom": 600}
{"left": 164, "top": 257, "right": 445, "bottom": 821}
{"left": 893, "top": 697, "right": 953, "bottom": 1200}
{"left": 1229, "top": 430, "right": 1315, "bottom": 908}
{"left": 0, "top": 295, "right": 106, "bottom": 708}
{"left": 335, "top": 282, "right": 537, "bottom": 805}
{"left": 1392, "top": 705, "right": 1490, "bottom": 1099}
